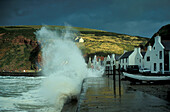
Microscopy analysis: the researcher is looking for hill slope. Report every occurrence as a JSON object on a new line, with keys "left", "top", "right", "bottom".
{"left": 145, "top": 24, "right": 170, "bottom": 46}
{"left": 0, "top": 25, "right": 149, "bottom": 71}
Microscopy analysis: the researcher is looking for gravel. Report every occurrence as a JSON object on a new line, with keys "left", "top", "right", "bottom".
{"left": 123, "top": 80, "right": 170, "bottom": 102}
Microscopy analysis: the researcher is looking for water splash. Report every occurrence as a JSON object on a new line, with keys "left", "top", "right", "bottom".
{"left": 35, "top": 26, "right": 104, "bottom": 111}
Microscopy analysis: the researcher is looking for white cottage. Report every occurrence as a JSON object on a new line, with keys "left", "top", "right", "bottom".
{"left": 119, "top": 48, "right": 143, "bottom": 70}
{"left": 144, "top": 35, "right": 170, "bottom": 74}
{"left": 103, "top": 54, "right": 116, "bottom": 68}
{"left": 79, "top": 37, "right": 84, "bottom": 43}
{"left": 74, "top": 37, "right": 84, "bottom": 43}
{"left": 151, "top": 36, "right": 164, "bottom": 74}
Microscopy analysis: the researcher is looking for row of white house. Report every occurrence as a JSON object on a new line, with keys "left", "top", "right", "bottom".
{"left": 88, "top": 35, "right": 170, "bottom": 74}
{"left": 119, "top": 35, "right": 170, "bottom": 74}
{"left": 87, "top": 54, "right": 118, "bottom": 70}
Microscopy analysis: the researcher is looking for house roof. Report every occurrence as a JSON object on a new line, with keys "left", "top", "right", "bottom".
{"left": 162, "top": 40, "right": 170, "bottom": 50}
{"left": 115, "top": 54, "right": 121, "bottom": 61}
{"left": 97, "top": 56, "right": 105, "bottom": 61}
{"left": 141, "top": 52, "right": 146, "bottom": 57}
{"left": 119, "top": 51, "right": 133, "bottom": 59}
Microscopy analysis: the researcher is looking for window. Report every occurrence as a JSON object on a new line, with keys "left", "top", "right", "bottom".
{"left": 123, "top": 59, "right": 124, "bottom": 63}
{"left": 154, "top": 63, "right": 156, "bottom": 71}
{"left": 159, "top": 51, "right": 162, "bottom": 59}
{"left": 139, "top": 59, "right": 141, "bottom": 63}
{"left": 160, "top": 63, "right": 162, "bottom": 71}
{"left": 112, "top": 61, "right": 114, "bottom": 64}
{"left": 106, "top": 61, "right": 110, "bottom": 64}
{"left": 147, "top": 56, "right": 150, "bottom": 61}
{"left": 126, "top": 58, "right": 127, "bottom": 63}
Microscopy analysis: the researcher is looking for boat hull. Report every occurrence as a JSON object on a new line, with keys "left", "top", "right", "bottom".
{"left": 123, "top": 72, "right": 170, "bottom": 81}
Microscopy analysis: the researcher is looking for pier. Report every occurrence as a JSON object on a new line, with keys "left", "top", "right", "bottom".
{"left": 76, "top": 77, "right": 170, "bottom": 112}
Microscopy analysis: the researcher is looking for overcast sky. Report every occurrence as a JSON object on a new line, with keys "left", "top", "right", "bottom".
{"left": 0, "top": 0, "right": 170, "bottom": 38}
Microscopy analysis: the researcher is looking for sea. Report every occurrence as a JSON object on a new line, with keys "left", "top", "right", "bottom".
{"left": 0, "top": 76, "right": 78, "bottom": 112}
{"left": 0, "top": 26, "right": 104, "bottom": 112}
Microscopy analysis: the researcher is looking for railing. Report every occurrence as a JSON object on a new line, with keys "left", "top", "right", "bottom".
{"left": 105, "top": 65, "right": 121, "bottom": 97}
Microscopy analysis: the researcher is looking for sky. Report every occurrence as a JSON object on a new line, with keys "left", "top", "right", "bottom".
{"left": 0, "top": 0, "right": 170, "bottom": 38}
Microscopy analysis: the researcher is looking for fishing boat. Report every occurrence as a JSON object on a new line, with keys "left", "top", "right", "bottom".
{"left": 123, "top": 72, "right": 170, "bottom": 81}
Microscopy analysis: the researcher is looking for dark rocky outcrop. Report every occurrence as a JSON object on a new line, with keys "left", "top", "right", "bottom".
{"left": 145, "top": 24, "right": 170, "bottom": 47}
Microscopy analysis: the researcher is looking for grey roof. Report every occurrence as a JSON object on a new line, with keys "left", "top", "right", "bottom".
{"left": 141, "top": 52, "right": 146, "bottom": 57}
{"left": 119, "top": 51, "right": 133, "bottom": 59}
{"left": 115, "top": 54, "right": 121, "bottom": 61}
{"left": 162, "top": 40, "right": 170, "bottom": 50}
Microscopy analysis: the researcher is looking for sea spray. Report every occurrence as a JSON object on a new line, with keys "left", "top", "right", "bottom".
{"left": 35, "top": 26, "right": 104, "bottom": 111}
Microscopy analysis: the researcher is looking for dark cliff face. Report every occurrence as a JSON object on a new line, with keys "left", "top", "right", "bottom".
{"left": 145, "top": 24, "right": 170, "bottom": 47}
{"left": 158, "top": 24, "right": 170, "bottom": 39}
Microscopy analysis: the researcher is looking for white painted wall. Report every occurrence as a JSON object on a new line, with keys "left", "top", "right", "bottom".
{"left": 134, "top": 48, "right": 143, "bottom": 68}
{"left": 105, "top": 55, "right": 111, "bottom": 69}
{"left": 119, "top": 47, "right": 143, "bottom": 70}
{"left": 129, "top": 50, "right": 136, "bottom": 66}
{"left": 144, "top": 46, "right": 152, "bottom": 70}
{"left": 110, "top": 54, "right": 116, "bottom": 66}
{"left": 120, "top": 57, "right": 128, "bottom": 70}
{"left": 79, "top": 38, "right": 84, "bottom": 43}
{"left": 150, "top": 36, "right": 164, "bottom": 74}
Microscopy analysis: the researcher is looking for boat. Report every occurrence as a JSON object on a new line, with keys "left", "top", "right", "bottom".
{"left": 123, "top": 72, "right": 170, "bottom": 81}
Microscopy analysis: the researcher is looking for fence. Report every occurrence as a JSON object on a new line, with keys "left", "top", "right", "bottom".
{"left": 105, "top": 64, "right": 121, "bottom": 96}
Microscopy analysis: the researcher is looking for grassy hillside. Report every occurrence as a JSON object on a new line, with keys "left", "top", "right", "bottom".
{"left": 0, "top": 25, "right": 149, "bottom": 71}
{"left": 78, "top": 32, "right": 148, "bottom": 55}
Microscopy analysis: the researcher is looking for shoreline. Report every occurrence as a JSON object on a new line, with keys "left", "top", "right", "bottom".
{"left": 0, "top": 72, "right": 42, "bottom": 77}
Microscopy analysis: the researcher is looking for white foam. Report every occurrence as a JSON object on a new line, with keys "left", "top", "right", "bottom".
{"left": 35, "top": 26, "right": 104, "bottom": 111}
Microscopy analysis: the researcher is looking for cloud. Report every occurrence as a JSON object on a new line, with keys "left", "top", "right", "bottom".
{"left": 0, "top": 0, "right": 170, "bottom": 37}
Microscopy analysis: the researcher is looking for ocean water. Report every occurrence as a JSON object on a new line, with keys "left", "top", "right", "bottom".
{"left": 0, "top": 76, "right": 49, "bottom": 111}
{"left": 0, "top": 26, "right": 104, "bottom": 112}
{"left": 0, "top": 76, "right": 78, "bottom": 112}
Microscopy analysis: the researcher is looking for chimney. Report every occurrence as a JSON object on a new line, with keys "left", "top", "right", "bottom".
{"left": 155, "top": 35, "right": 161, "bottom": 43}
{"left": 137, "top": 47, "right": 141, "bottom": 53}
{"left": 107, "top": 55, "right": 110, "bottom": 60}
{"left": 147, "top": 44, "right": 152, "bottom": 51}
{"left": 111, "top": 54, "right": 115, "bottom": 59}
